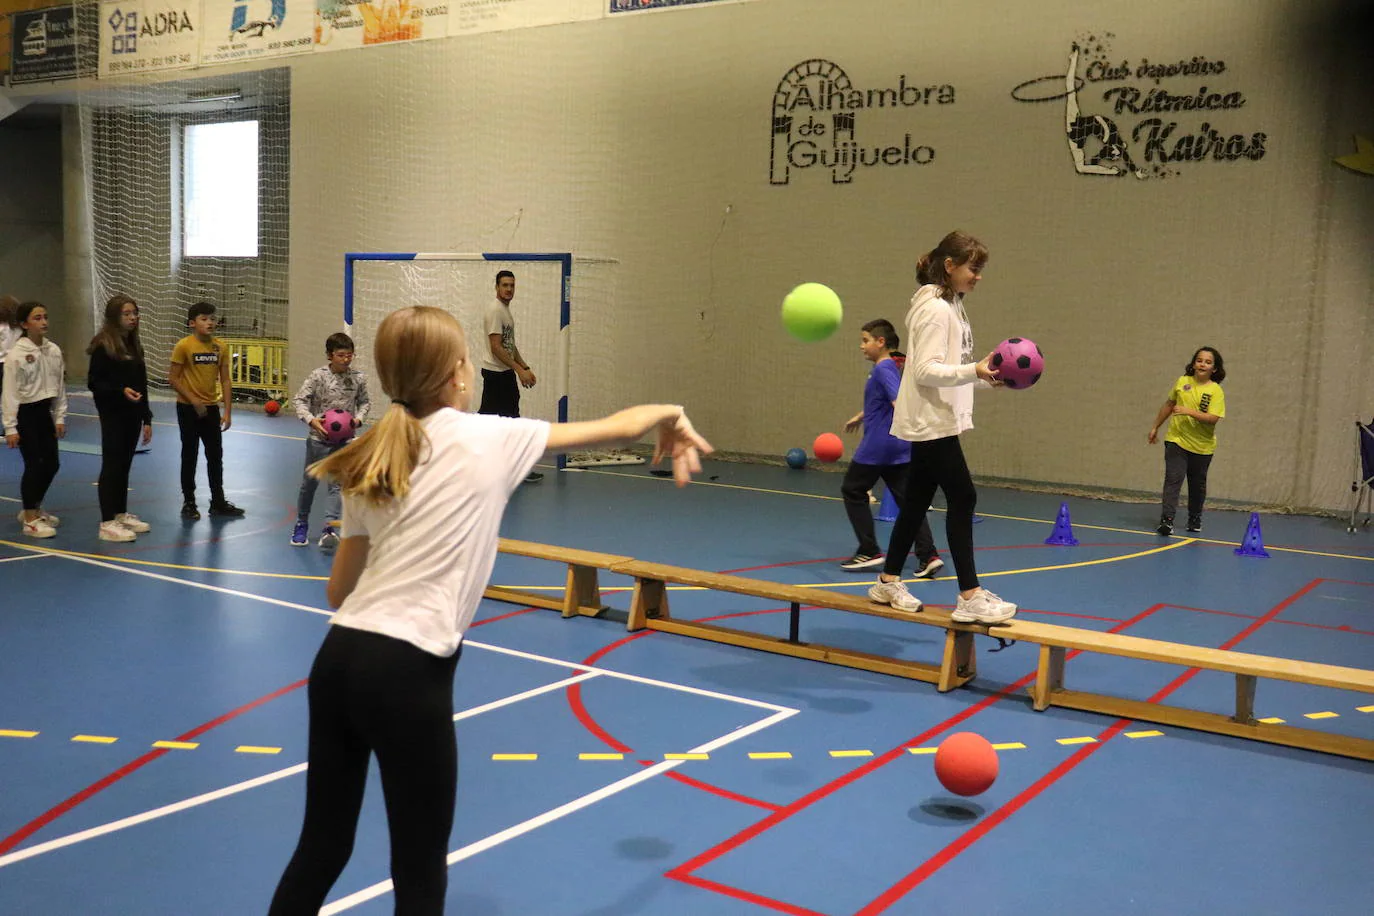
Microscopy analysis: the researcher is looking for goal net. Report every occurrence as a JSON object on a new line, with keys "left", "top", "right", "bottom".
{"left": 343, "top": 252, "right": 625, "bottom": 469}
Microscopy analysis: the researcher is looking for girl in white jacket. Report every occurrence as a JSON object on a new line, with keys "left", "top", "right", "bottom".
{"left": 867, "top": 231, "right": 1017, "bottom": 624}
{"left": 2, "top": 302, "right": 68, "bottom": 538}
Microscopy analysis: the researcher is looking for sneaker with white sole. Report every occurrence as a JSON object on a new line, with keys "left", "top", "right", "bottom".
{"left": 18, "top": 509, "right": 60, "bottom": 528}
{"left": 952, "top": 588, "right": 1017, "bottom": 624}
{"left": 20, "top": 516, "right": 56, "bottom": 538}
{"left": 115, "top": 513, "right": 151, "bottom": 533}
{"left": 868, "top": 577, "right": 924, "bottom": 613}
{"left": 318, "top": 527, "right": 340, "bottom": 550}
{"left": 912, "top": 556, "right": 945, "bottom": 579}
{"left": 840, "top": 553, "right": 885, "bottom": 571}
{"left": 99, "top": 521, "right": 136, "bottom": 542}
{"left": 290, "top": 518, "right": 309, "bottom": 547}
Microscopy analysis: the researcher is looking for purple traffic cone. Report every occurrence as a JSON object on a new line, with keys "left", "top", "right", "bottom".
{"left": 1234, "top": 512, "right": 1270, "bottom": 557}
{"left": 1044, "top": 501, "right": 1079, "bottom": 546}
{"left": 877, "top": 488, "right": 899, "bottom": 522}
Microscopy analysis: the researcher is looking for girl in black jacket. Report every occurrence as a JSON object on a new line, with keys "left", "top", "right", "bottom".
{"left": 87, "top": 295, "right": 153, "bottom": 541}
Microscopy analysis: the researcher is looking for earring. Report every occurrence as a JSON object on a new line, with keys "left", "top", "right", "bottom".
{"left": 459, "top": 382, "right": 467, "bottom": 392}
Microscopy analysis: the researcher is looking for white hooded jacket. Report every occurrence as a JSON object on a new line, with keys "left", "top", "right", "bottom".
{"left": 2, "top": 336, "right": 68, "bottom": 435}
{"left": 890, "top": 284, "right": 980, "bottom": 442}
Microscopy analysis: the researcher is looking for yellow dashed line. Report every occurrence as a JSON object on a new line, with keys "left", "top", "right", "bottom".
{"left": 907, "top": 747, "right": 938, "bottom": 755}
{"left": 491, "top": 753, "right": 538, "bottom": 761}
{"left": 1056, "top": 736, "right": 1097, "bottom": 746}
{"left": 71, "top": 735, "right": 118, "bottom": 744}
{"left": 0, "top": 729, "right": 39, "bottom": 738}
{"left": 1303, "top": 711, "right": 1339, "bottom": 720}
{"left": 664, "top": 753, "right": 709, "bottom": 761}
{"left": 236, "top": 746, "right": 282, "bottom": 755}
{"left": 1358, "top": 705, "right": 1374, "bottom": 713}
{"left": 1258, "top": 717, "right": 1286, "bottom": 724}
{"left": 578, "top": 753, "right": 625, "bottom": 761}
{"left": 152, "top": 740, "right": 200, "bottom": 750}
{"left": 1125, "top": 730, "right": 1164, "bottom": 739}
{"left": 829, "top": 749, "right": 874, "bottom": 758}
{"left": 748, "top": 752, "right": 793, "bottom": 760}
{"left": 991, "top": 742, "right": 1026, "bottom": 750}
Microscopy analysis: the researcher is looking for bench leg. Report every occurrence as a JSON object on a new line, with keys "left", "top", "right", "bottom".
{"left": 938, "top": 629, "right": 977, "bottom": 692}
{"left": 1031, "top": 645, "right": 1066, "bottom": 711}
{"left": 563, "top": 564, "right": 602, "bottom": 619}
{"left": 1233, "top": 674, "right": 1257, "bottom": 724}
{"left": 626, "top": 578, "right": 669, "bottom": 631}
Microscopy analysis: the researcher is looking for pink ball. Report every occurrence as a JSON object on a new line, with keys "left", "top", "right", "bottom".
{"left": 991, "top": 337, "right": 1044, "bottom": 390}
{"left": 813, "top": 432, "right": 843, "bottom": 463}
{"left": 322, "top": 408, "right": 355, "bottom": 444}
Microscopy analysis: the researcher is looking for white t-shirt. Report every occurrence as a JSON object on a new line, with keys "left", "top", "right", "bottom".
{"left": 329, "top": 408, "right": 549, "bottom": 657}
{"left": 480, "top": 300, "right": 516, "bottom": 372}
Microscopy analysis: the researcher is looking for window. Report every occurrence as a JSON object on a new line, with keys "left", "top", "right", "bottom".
{"left": 183, "top": 120, "right": 259, "bottom": 257}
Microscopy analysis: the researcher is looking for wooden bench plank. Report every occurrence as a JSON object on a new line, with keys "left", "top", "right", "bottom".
{"left": 489, "top": 539, "right": 634, "bottom": 618}
{"left": 497, "top": 538, "right": 633, "bottom": 568}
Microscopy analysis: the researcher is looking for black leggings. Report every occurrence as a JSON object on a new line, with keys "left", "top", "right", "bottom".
{"left": 883, "top": 436, "right": 980, "bottom": 591}
{"left": 97, "top": 405, "right": 142, "bottom": 521}
{"left": 269, "top": 626, "right": 461, "bottom": 916}
{"left": 17, "top": 399, "right": 59, "bottom": 511}
{"left": 176, "top": 402, "right": 224, "bottom": 502}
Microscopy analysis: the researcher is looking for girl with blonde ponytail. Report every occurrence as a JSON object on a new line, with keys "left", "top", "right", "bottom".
{"left": 271, "top": 306, "right": 711, "bottom": 914}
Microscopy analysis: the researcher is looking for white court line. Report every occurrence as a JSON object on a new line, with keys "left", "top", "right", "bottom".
{"left": 321, "top": 705, "right": 798, "bottom": 914}
{"left": 0, "top": 552, "right": 800, "bottom": 875}
{"left": 0, "top": 553, "right": 49, "bottom": 563}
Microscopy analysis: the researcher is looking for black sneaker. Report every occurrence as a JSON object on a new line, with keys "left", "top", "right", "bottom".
{"left": 181, "top": 501, "right": 201, "bottom": 520}
{"left": 1156, "top": 516, "right": 1174, "bottom": 536}
{"left": 209, "top": 499, "right": 246, "bottom": 518}
{"left": 912, "top": 556, "right": 945, "bottom": 579}
{"left": 523, "top": 472, "right": 544, "bottom": 484}
{"left": 1186, "top": 516, "right": 1202, "bottom": 533}
{"left": 840, "top": 553, "right": 885, "bottom": 571}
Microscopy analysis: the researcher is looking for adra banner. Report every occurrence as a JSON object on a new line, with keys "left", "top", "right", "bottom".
{"left": 99, "top": 0, "right": 201, "bottom": 76}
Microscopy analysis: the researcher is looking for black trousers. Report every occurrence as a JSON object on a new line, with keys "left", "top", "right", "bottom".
{"left": 17, "top": 399, "right": 59, "bottom": 511}
{"left": 883, "top": 436, "right": 980, "bottom": 592}
{"left": 840, "top": 459, "right": 937, "bottom": 561}
{"left": 176, "top": 403, "right": 224, "bottom": 502}
{"left": 1161, "top": 440, "right": 1214, "bottom": 520}
{"left": 269, "top": 626, "right": 461, "bottom": 916}
{"left": 97, "top": 404, "right": 142, "bottom": 521}
{"left": 479, "top": 368, "right": 520, "bottom": 418}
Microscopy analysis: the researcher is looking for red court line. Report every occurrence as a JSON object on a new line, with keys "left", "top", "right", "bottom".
{"left": 471, "top": 606, "right": 540, "bottom": 627}
{"left": 661, "top": 604, "right": 1165, "bottom": 915}
{"left": 854, "top": 584, "right": 1313, "bottom": 913}
{"left": 0, "top": 678, "right": 308, "bottom": 856}
{"left": 665, "top": 771, "right": 783, "bottom": 812}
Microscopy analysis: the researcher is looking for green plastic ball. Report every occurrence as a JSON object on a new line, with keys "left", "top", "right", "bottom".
{"left": 781, "top": 283, "right": 843, "bottom": 342}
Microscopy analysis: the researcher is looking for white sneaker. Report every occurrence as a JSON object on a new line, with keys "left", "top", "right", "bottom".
{"left": 115, "top": 513, "right": 151, "bottom": 533}
{"left": 99, "top": 521, "right": 136, "bottom": 542}
{"left": 953, "top": 588, "right": 1017, "bottom": 624}
{"left": 868, "top": 577, "right": 923, "bottom": 613}
{"left": 20, "top": 516, "right": 56, "bottom": 539}
{"left": 17, "top": 509, "right": 60, "bottom": 528}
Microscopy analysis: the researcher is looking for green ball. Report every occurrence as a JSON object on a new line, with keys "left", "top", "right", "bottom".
{"left": 781, "top": 282, "right": 843, "bottom": 342}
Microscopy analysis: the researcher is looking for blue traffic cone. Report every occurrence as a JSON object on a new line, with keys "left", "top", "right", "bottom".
{"left": 1044, "top": 501, "right": 1079, "bottom": 546}
{"left": 877, "top": 488, "right": 899, "bottom": 522}
{"left": 1234, "top": 512, "right": 1270, "bottom": 557}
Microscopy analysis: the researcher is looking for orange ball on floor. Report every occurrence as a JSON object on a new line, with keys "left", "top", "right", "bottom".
{"left": 934, "top": 732, "right": 999, "bottom": 796}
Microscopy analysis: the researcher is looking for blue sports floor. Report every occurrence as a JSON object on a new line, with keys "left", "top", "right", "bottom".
{"left": 1, "top": 394, "right": 1372, "bottom": 915}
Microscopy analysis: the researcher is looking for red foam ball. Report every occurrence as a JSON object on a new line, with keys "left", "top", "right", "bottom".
{"left": 264, "top": 400, "right": 281, "bottom": 416}
{"left": 934, "top": 732, "right": 999, "bottom": 797}
{"left": 813, "top": 432, "right": 843, "bottom": 463}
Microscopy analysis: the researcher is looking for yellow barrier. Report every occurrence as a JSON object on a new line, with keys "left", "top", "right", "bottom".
{"left": 221, "top": 337, "right": 288, "bottom": 400}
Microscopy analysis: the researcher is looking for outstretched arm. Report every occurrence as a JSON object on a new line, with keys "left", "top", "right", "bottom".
{"left": 545, "top": 405, "right": 713, "bottom": 487}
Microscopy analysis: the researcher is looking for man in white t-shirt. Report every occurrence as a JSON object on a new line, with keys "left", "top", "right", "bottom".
{"left": 479, "top": 270, "right": 542, "bottom": 482}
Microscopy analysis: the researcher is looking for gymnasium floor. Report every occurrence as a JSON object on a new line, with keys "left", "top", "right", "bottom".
{"left": 1, "top": 393, "right": 1372, "bottom": 915}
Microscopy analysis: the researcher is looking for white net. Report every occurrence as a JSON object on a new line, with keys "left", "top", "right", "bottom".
{"left": 73, "top": 65, "right": 292, "bottom": 394}
{"left": 345, "top": 255, "right": 618, "bottom": 433}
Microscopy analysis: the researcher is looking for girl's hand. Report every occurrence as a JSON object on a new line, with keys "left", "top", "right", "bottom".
{"left": 55, "top": 423, "right": 66, "bottom": 440}
{"left": 309, "top": 418, "right": 326, "bottom": 438}
{"left": 123, "top": 387, "right": 142, "bottom": 402}
{"left": 1147, "top": 427, "right": 1158, "bottom": 444}
{"left": 975, "top": 353, "right": 1004, "bottom": 386}
{"left": 142, "top": 423, "right": 153, "bottom": 446}
{"left": 5, "top": 433, "right": 17, "bottom": 449}
{"left": 652, "top": 410, "right": 714, "bottom": 488}
{"left": 844, "top": 413, "right": 863, "bottom": 434}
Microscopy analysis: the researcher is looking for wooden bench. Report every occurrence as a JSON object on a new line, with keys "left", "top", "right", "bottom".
{"left": 483, "top": 539, "right": 632, "bottom": 618}
{"left": 487, "top": 542, "right": 1374, "bottom": 761}
{"left": 615, "top": 559, "right": 995, "bottom": 692}
{"left": 998, "top": 618, "right": 1374, "bottom": 761}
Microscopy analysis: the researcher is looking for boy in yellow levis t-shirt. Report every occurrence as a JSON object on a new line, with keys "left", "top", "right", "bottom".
{"left": 168, "top": 302, "right": 244, "bottom": 520}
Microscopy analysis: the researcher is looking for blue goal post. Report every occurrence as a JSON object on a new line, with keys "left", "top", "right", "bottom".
{"left": 344, "top": 251, "right": 572, "bottom": 468}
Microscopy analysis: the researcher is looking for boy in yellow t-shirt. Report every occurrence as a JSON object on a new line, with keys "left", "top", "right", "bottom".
{"left": 1147, "top": 346, "right": 1227, "bottom": 536}
{"left": 168, "top": 302, "right": 244, "bottom": 520}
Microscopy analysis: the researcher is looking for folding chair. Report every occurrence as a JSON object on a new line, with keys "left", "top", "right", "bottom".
{"left": 1349, "top": 418, "right": 1374, "bottom": 532}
